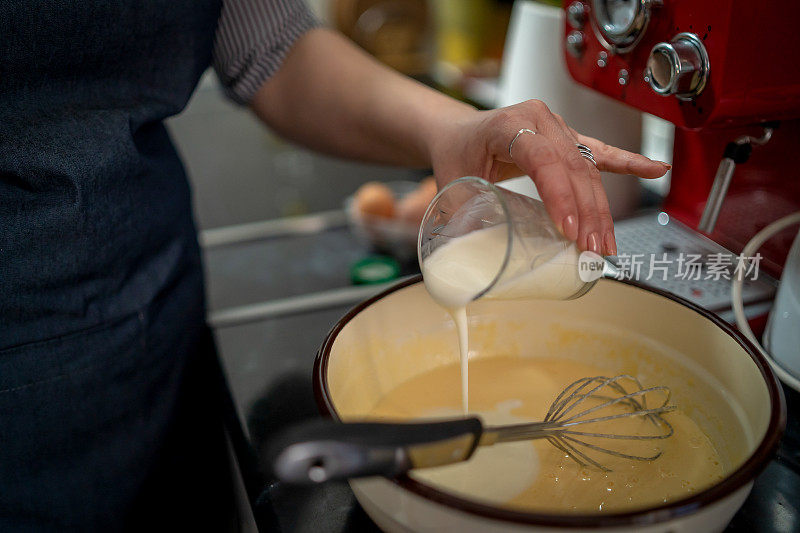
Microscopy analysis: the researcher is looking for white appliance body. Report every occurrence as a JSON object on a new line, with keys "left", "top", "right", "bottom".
{"left": 765, "top": 229, "right": 800, "bottom": 383}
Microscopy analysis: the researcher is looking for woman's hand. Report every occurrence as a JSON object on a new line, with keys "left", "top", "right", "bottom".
{"left": 428, "top": 100, "right": 670, "bottom": 256}
{"left": 253, "top": 29, "right": 668, "bottom": 256}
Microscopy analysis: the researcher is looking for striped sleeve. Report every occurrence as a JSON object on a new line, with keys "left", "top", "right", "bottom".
{"left": 212, "top": 0, "right": 320, "bottom": 105}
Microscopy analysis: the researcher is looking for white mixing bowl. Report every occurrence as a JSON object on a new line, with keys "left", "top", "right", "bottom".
{"left": 315, "top": 277, "right": 785, "bottom": 532}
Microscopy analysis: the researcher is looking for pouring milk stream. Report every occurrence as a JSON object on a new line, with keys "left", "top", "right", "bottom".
{"left": 418, "top": 177, "right": 605, "bottom": 413}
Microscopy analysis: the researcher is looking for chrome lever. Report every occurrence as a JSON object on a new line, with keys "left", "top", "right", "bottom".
{"left": 698, "top": 127, "right": 774, "bottom": 234}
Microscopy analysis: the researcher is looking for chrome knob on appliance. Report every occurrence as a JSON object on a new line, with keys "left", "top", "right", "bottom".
{"left": 591, "top": 0, "right": 655, "bottom": 52}
{"left": 566, "top": 31, "right": 585, "bottom": 58}
{"left": 644, "top": 33, "right": 709, "bottom": 100}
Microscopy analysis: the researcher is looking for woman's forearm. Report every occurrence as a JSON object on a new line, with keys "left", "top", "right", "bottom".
{"left": 250, "top": 27, "right": 669, "bottom": 256}
{"left": 250, "top": 28, "right": 473, "bottom": 168}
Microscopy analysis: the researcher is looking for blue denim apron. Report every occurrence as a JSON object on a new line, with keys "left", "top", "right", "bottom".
{"left": 0, "top": 1, "right": 251, "bottom": 530}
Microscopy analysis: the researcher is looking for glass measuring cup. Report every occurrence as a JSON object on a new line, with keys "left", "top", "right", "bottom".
{"left": 418, "top": 177, "right": 608, "bottom": 308}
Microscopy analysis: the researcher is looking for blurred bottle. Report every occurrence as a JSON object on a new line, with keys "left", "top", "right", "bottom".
{"left": 432, "top": 0, "right": 491, "bottom": 68}
{"left": 333, "top": 0, "right": 434, "bottom": 76}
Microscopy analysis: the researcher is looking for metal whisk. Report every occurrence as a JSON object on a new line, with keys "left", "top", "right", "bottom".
{"left": 269, "top": 374, "right": 677, "bottom": 485}
{"left": 479, "top": 375, "right": 676, "bottom": 472}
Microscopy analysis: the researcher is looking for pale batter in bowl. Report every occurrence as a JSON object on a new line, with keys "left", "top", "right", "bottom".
{"left": 368, "top": 356, "right": 727, "bottom": 513}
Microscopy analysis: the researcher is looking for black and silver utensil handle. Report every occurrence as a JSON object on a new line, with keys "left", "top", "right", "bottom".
{"left": 266, "top": 417, "right": 484, "bottom": 485}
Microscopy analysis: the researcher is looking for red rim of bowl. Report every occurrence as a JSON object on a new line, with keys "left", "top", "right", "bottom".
{"left": 313, "top": 275, "right": 786, "bottom": 528}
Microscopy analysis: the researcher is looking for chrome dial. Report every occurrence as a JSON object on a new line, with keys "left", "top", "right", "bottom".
{"left": 591, "top": 0, "right": 652, "bottom": 53}
{"left": 644, "top": 33, "right": 709, "bottom": 100}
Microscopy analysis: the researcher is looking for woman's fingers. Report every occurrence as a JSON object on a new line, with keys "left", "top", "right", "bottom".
{"left": 508, "top": 129, "right": 580, "bottom": 242}
{"left": 562, "top": 147, "right": 603, "bottom": 254}
{"left": 590, "top": 170, "right": 616, "bottom": 255}
{"left": 563, "top": 117, "right": 616, "bottom": 254}
{"left": 534, "top": 109, "right": 604, "bottom": 254}
{"left": 576, "top": 134, "right": 670, "bottom": 178}
{"left": 480, "top": 100, "right": 665, "bottom": 255}
{"left": 483, "top": 104, "right": 581, "bottom": 242}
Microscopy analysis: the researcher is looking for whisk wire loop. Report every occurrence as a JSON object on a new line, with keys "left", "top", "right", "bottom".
{"left": 558, "top": 387, "right": 673, "bottom": 425}
{"left": 560, "top": 434, "right": 664, "bottom": 465}
{"left": 494, "top": 375, "right": 677, "bottom": 471}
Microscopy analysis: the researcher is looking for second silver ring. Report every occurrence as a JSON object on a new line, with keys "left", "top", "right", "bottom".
{"left": 576, "top": 143, "right": 597, "bottom": 167}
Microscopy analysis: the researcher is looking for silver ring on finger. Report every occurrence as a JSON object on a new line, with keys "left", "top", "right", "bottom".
{"left": 509, "top": 128, "right": 537, "bottom": 159}
{"left": 576, "top": 143, "right": 597, "bottom": 167}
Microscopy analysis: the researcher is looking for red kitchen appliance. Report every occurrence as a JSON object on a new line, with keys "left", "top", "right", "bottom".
{"left": 559, "top": 0, "right": 800, "bottom": 319}
{"left": 552, "top": 0, "right": 800, "bottom": 322}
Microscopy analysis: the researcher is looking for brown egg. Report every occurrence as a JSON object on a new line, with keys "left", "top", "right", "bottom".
{"left": 355, "top": 181, "right": 395, "bottom": 219}
{"left": 397, "top": 177, "right": 439, "bottom": 225}
{"left": 397, "top": 190, "right": 432, "bottom": 225}
{"left": 418, "top": 176, "right": 438, "bottom": 200}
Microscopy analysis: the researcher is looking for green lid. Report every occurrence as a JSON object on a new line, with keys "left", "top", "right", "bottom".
{"left": 350, "top": 256, "right": 401, "bottom": 285}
